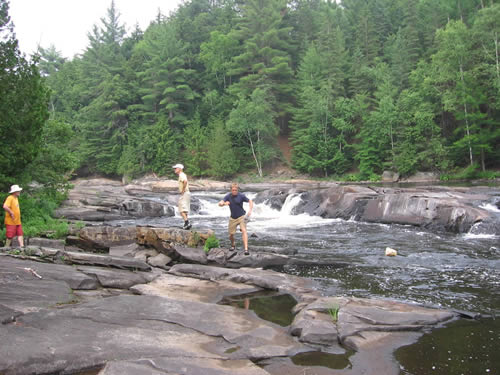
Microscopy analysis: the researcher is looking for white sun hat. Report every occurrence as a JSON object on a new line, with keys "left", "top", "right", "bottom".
{"left": 172, "top": 164, "right": 184, "bottom": 169}
{"left": 9, "top": 184, "right": 22, "bottom": 194}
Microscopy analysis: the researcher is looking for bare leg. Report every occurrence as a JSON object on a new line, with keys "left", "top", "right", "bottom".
{"left": 229, "top": 233, "right": 235, "bottom": 248}
{"left": 5, "top": 238, "right": 11, "bottom": 247}
{"left": 18, "top": 236, "right": 24, "bottom": 247}
{"left": 181, "top": 211, "right": 188, "bottom": 221}
{"left": 241, "top": 226, "right": 248, "bottom": 251}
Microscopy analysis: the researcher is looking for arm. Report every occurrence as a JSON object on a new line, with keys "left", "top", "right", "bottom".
{"left": 246, "top": 200, "right": 253, "bottom": 217}
{"left": 218, "top": 200, "right": 230, "bottom": 207}
{"left": 181, "top": 179, "right": 188, "bottom": 194}
{"left": 3, "top": 202, "right": 14, "bottom": 220}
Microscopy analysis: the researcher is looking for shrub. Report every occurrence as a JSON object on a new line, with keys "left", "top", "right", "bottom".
{"left": 204, "top": 234, "right": 220, "bottom": 253}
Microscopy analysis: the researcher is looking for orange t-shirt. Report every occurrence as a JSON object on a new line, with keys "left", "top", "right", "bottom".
{"left": 4, "top": 195, "right": 21, "bottom": 225}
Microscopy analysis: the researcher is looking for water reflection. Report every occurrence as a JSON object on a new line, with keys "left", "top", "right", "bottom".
{"left": 291, "top": 351, "right": 354, "bottom": 370}
{"left": 221, "top": 292, "right": 297, "bottom": 327}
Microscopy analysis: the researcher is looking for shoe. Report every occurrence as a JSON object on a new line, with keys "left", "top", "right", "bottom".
{"left": 229, "top": 245, "right": 235, "bottom": 252}
{"left": 183, "top": 222, "right": 192, "bottom": 230}
{"left": 244, "top": 250, "right": 249, "bottom": 256}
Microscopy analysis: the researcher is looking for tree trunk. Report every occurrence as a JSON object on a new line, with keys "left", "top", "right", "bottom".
{"left": 481, "top": 148, "right": 486, "bottom": 172}
{"left": 247, "top": 129, "right": 262, "bottom": 177}
{"left": 495, "top": 32, "right": 499, "bottom": 85}
{"left": 460, "top": 63, "right": 474, "bottom": 166}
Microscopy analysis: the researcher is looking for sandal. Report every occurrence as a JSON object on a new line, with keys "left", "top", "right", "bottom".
{"left": 244, "top": 250, "right": 250, "bottom": 256}
{"left": 229, "top": 246, "right": 235, "bottom": 252}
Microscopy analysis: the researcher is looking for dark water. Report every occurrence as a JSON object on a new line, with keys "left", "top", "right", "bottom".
{"left": 221, "top": 292, "right": 297, "bottom": 327}
{"left": 114, "top": 189, "right": 500, "bottom": 373}
{"left": 291, "top": 350, "right": 354, "bottom": 370}
{"left": 397, "top": 318, "right": 500, "bottom": 375}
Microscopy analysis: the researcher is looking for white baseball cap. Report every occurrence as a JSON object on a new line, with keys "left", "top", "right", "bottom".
{"left": 9, "top": 184, "right": 22, "bottom": 193}
{"left": 172, "top": 164, "right": 184, "bottom": 169}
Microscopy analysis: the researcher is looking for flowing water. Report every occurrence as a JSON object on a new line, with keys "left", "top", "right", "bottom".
{"left": 113, "top": 188, "right": 500, "bottom": 374}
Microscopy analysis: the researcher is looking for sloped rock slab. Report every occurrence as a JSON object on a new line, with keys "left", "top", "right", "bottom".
{"left": 57, "top": 249, "right": 151, "bottom": 271}
{"left": 0, "top": 256, "right": 93, "bottom": 313}
{"left": 169, "top": 264, "right": 321, "bottom": 304}
{"left": 131, "top": 273, "right": 261, "bottom": 303}
{"left": 100, "top": 357, "right": 270, "bottom": 375}
{"left": 0, "top": 294, "right": 308, "bottom": 374}
{"left": 76, "top": 266, "right": 156, "bottom": 289}
{"left": 292, "top": 296, "right": 455, "bottom": 352}
{"left": 26, "top": 237, "right": 65, "bottom": 250}
{"left": 0, "top": 304, "right": 23, "bottom": 324}
{"left": 0, "top": 296, "right": 226, "bottom": 375}
{"left": 54, "top": 178, "right": 175, "bottom": 221}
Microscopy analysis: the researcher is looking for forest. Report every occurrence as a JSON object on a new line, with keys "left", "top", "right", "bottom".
{"left": 2, "top": 0, "right": 500, "bottom": 193}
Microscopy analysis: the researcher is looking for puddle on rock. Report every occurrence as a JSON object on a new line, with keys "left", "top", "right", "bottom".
{"left": 220, "top": 291, "right": 297, "bottom": 326}
{"left": 291, "top": 351, "right": 353, "bottom": 370}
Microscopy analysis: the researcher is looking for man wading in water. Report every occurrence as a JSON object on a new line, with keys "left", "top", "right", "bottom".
{"left": 218, "top": 183, "right": 253, "bottom": 255}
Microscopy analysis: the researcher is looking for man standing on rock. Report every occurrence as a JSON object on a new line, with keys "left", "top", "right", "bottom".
{"left": 218, "top": 183, "right": 253, "bottom": 255}
{"left": 172, "top": 164, "right": 192, "bottom": 230}
{"left": 3, "top": 184, "right": 24, "bottom": 247}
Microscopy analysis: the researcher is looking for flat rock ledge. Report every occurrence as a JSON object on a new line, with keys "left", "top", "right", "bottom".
{"left": 0, "top": 250, "right": 458, "bottom": 375}
{"left": 47, "top": 225, "right": 345, "bottom": 270}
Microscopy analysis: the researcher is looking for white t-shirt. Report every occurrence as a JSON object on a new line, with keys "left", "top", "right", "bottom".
{"left": 178, "top": 171, "right": 190, "bottom": 193}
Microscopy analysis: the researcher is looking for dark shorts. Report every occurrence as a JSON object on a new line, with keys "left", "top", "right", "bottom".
{"left": 6, "top": 224, "right": 23, "bottom": 238}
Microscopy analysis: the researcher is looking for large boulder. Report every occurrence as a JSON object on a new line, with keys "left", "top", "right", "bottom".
{"left": 136, "top": 226, "right": 214, "bottom": 252}
{"left": 54, "top": 178, "right": 175, "bottom": 221}
{"left": 262, "top": 185, "right": 496, "bottom": 234}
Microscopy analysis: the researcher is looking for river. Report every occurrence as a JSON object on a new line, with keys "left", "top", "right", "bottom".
{"left": 112, "top": 188, "right": 500, "bottom": 374}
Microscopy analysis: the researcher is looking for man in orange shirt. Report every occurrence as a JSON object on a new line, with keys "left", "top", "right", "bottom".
{"left": 3, "top": 184, "right": 23, "bottom": 247}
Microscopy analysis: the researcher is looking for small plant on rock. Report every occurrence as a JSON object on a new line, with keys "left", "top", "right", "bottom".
{"left": 204, "top": 234, "right": 220, "bottom": 253}
{"left": 328, "top": 305, "right": 340, "bottom": 322}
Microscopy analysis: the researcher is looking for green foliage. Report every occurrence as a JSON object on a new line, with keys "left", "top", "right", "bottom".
{"left": 200, "top": 30, "right": 239, "bottom": 89}
{"left": 24, "top": 119, "right": 78, "bottom": 188}
{"left": 0, "top": 3, "right": 50, "bottom": 189}
{"left": 441, "top": 164, "right": 500, "bottom": 181}
{"left": 328, "top": 305, "right": 340, "bottom": 322}
{"left": 147, "top": 117, "right": 180, "bottom": 176}
{"left": 27, "top": 0, "right": 500, "bottom": 180}
{"left": 227, "top": 88, "right": 278, "bottom": 177}
{"left": 207, "top": 117, "right": 239, "bottom": 179}
{"left": 0, "top": 189, "right": 69, "bottom": 242}
{"left": 182, "top": 113, "right": 209, "bottom": 177}
{"left": 203, "top": 233, "right": 220, "bottom": 253}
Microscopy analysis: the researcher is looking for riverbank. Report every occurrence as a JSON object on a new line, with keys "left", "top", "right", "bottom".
{"left": 1, "top": 177, "right": 498, "bottom": 374}
{"left": 0, "top": 234, "right": 458, "bottom": 375}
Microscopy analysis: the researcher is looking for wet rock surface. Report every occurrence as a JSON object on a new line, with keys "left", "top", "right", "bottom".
{"left": 256, "top": 184, "right": 498, "bottom": 234}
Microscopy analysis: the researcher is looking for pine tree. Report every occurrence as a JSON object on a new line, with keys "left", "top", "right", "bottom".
{"left": 228, "top": 0, "right": 295, "bottom": 129}
{"left": 0, "top": 0, "right": 50, "bottom": 187}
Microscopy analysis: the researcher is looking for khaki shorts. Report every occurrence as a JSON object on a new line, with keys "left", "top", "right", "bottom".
{"left": 178, "top": 192, "right": 190, "bottom": 213}
{"left": 228, "top": 215, "right": 246, "bottom": 235}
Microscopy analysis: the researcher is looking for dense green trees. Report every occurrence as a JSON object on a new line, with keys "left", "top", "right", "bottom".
{"left": 0, "top": 0, "right": 50, "bottom": 189}
{"left": 0, "top": 0, "right": 80, "bottom": 242}
{"left": 26, "top": 0, "right": 500, "bottom": 180}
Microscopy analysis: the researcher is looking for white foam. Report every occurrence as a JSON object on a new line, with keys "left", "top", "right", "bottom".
{"left": 479, "top": 203, "right": 500, "bottom": 213}
{"left": 463, "top": 233, "right": 497, "bottom": 240}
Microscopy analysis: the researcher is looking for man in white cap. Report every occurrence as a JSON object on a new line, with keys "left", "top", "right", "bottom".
{"left": 3, "top": 184, "right": 24, "bottom": 247}
{"left": 172, "top": 164, "right": 192, "bottom": 230}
